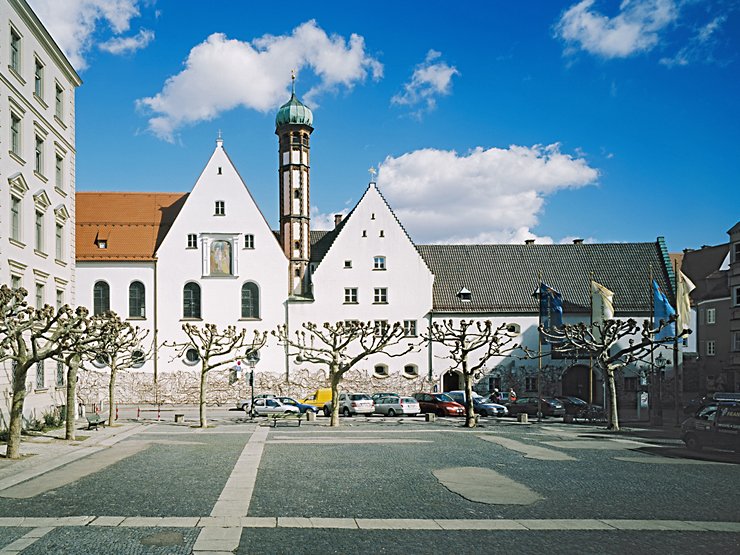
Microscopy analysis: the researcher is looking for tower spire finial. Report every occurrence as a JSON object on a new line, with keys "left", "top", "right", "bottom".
{"left": 216, "top": 129, "right": 223, "bottom": 147}
{"left": 368, "top": 166, "right": 377, "bottom": 184}
{"left": 291, "top": 69, "right": 296, "bottom": 95}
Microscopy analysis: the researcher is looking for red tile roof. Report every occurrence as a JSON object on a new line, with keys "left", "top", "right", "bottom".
{"left": 76, "top": 192, "right": 187, "bottom": 261}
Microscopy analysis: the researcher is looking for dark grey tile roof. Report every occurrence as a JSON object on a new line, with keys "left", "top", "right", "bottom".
{"left": 417, "top": 242, "right": 673, "bottom": 315}
{"left": 681, "top": 243, "right": 729, "bottom": 302}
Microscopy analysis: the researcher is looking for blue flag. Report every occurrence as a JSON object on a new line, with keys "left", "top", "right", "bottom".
{"left": 653, "top": 280, "right": 676, "bottom": 341}
{"left": 537, "top": 283, "right": 563, "bottom": 342}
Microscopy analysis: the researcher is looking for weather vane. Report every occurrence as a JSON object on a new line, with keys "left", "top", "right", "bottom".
{"left": 368, "top": 166, "right": 377, "bottom": 183}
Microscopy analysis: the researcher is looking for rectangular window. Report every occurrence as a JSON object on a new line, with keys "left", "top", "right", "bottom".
{"left": 35, "top": 283, "right": 44, "bottom": 308}
{"left": 55, "top": 83, "right": 64, "bottom": 119}
{"left": 735, "top": 243, "right": 740, "bottom": 263}
{"left": 403, "top": 320, "right": 417, "bottom": 337}
{"left": 55, "top": 223, "right": 63, "bottom": 259}
{"left": 35, "top": 211, "right": 44, "bottom": 252}
{"left": 36, "top": 361, "right": 44, "bottom": 389}
{"left": 10, "top": 196, "right": 21, "bottom": 241}
{"left": 374, "top": 288, "right": 388, "bottom": 304}
{"left": 344, "top": 260, "right": 352, "bottom": 269}
{"left": 34, "top": 58, "right": 44, "bottom": 99}
{"left": 374, "top": 320, "right": 389, "bottom": 337}
{"left": 706, "top": 307, "right": 716, "bottom": 324}
{"left": 344, "top": 287, "right": 358, "bottom": 304}
{"left": 56, "top": 360, "right": 65, "bottom": 387}
{"left": 706, "top": 340, "right": 716, "bottom": 357}
{"left": 624, "top": 377, "right": 638, "bottom": 392}
{"left": 244, "top": 234, "right": 254, "bottom": 249}
{"left": 187, "top": 233, "right": 197, "bottom": 249}
{"left": 525, "top": 377, "right": 538, "bottom": 391}
{"left": 733, "top": 332, "right": 740, "bottom": 353}
{"left": 11, "top": 114, "right": 21, "bottom": 156}
{"left": 56, "top": 289, "right": 63, "bottom": 309}
{"left": 734, "top": 286, "right": 740, "bottom": 307}
{"left": 373, "top": 256, "right": 386, "bottom": 270}
{"left": 10, "top": 27, "right": 21, "bottom": 73}
{"left": 35, "top": 135, "right": 44, "bottom": 175}
{"left": 11, "top": 275, "right": 21, "bottom": 290}
{"left": 215, "top": 200, "right": 225, "bottom": 216}
{"left": 55, "top": 154, "right": 63, "bottom": 189}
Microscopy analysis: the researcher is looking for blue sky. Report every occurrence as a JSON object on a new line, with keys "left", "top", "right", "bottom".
{"left": 30, "top": 0, "right": 740, "bottom": 250}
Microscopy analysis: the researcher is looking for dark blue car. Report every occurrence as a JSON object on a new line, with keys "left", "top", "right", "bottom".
{"left": 277, "top": 396, "right": 318, "bottom": 414}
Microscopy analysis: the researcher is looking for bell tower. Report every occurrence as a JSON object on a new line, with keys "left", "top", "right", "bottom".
{"left": 275, "top": 74, "right": 313, "bottom": 295}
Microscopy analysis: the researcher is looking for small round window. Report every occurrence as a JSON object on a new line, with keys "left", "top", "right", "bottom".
{"left": 373, "top": 364, "right": 389, "bottom": 379}
{"left": 402, "top": 364, "right": 419, "bottom": 379}
{"left": 132, "top": 350, "right": 145, "bottom": 369}
{"left": 92, "top": 353, "right": 110, "bottom": 368}
{"left": 184, "top": 348, "right": 200, "bottom": 366}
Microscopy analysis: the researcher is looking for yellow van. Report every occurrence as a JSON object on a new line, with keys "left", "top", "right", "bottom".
{"left": 300, "top": 388, "right": 332, "bottom": 412}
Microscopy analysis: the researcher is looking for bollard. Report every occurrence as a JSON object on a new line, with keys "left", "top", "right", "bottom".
{"left": 174, "top": 413, "right": 184, "bottom": 423}
{"left": 137, "top": 406, "right": 141, "bottom": 418}
{"left": 517, "top": 413, "right": 528, "bottom": 423}
{"left": 306, "top": 411, "right": 316, "bottom": 422}
{"left": 116, "top": 405, "right": 119, "bottom": 421}
{"left": 425, "top": 413, "right": 436, "bottom": 422}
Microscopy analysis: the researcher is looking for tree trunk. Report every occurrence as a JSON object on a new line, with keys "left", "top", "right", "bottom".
{"left": 65, "top": 355, "right": 80, "bottom": 440}
{"left": 463, "top": 361, "right": 476, "bottom": 428}
{"left": 107, "top": 366, "right": 117, "bottom": 427}
{"left": 606, "top": 368, "right": 620, "bottom": 431}
{"left": 6, "top": 362, "right": 29, "bottom": 459}
{"left": 199, "top": 366, "right": 208, "bottom": 428}
{"left": 330, "top": 368, "right": 341, "bottom": 427}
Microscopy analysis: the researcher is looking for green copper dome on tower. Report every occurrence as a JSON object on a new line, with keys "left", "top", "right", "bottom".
{"left": 275, "top": 75, "right": 313, "bottom": 128}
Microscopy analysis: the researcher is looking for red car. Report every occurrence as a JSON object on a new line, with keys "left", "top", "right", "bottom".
{"left": 412, "top": 393, "right": 465, "bottom": 416}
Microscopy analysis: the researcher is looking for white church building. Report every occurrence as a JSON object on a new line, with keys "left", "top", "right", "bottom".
{"left": 74, "top": 88, "right": 677, "bottom": 408}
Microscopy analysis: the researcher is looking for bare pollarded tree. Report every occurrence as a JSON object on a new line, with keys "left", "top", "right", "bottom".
{"left": 0, "top": 285, "right": 89, "bottom": 459}
{"left": 540, "top": 317, "right": 687, "bottom": 431}
{"left": 425, "top": 319, "right": 520, "bottom": 428}
{"left": 164, "top": 323, "right": 267, "bottom": 428}
{"left": 274, "top": 321, "right": 416, "bottom": 427}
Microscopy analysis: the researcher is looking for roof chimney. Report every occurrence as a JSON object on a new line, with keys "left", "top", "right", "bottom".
{"left": 525, "top": 239, "right": 535, "bottom": 245}
{"left": 334, "top": 214, "right": 343, "bottom": 228}
{"left": 573, "top": 238, "right": 583, "bottom": 244}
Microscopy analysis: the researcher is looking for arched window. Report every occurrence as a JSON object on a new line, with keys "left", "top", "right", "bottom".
{"left": 93, "top": 281, "right": 110, "bottom": 315}
{"left": 373, "top": 364, "right": 389, "bottom": 378}
{"left": 241, "top": 282, "right": 260, "bottom": 319}
{"left": 129, "top": 281, "right": 145, "bottom": 318}
{"left": 183, "top": 282, "right": 201, "bottom": 319}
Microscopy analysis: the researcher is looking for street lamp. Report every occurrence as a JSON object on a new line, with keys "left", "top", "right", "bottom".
{"left": 245, "top": 350, "right": 260, "bottom": 419}
{"left": 651, "top": 352, "right": 667, "bottom": 425}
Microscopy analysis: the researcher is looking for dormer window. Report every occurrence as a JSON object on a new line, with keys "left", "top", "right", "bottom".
{"left": 215, "top": 200, "right": 225, "bottom": 216}
{"left": 457, "top": 287, "right": 472, "bottom": 302}
{"left": 96, "top": 239, "right": 107, "bottom": 249}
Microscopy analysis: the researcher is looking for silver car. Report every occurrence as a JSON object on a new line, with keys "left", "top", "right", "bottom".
{"left": 324, "top": 393, "right": 375, "bottom": 416}
{"left": 252, "top": 397, "right": 299, "bottom": 416}
{"left": 374, "top": 396, "right": 420, "bottom": 417}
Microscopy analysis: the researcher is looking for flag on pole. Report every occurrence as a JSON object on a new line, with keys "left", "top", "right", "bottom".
{"left": 537, "top": 283, "right": 563, "bottom": 334}
{"left": 653, "top": 280, "right": 676, "bottom": 341}
{"left": 676, "top": 271, "right": 695, "bottom": 334}
{"left": 591, "top": 280, "right": 614, "bottom": 323}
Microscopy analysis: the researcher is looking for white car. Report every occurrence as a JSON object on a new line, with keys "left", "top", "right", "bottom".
{"left": 251, "top": 397, "right": 299, "bottom": 416}
{"left": 374, "top": 396, "right": 420, "bottom": 417}
{"left": 324, "top": 393, "right": 374, "bottom": 417}
{"left": 236, "top": 394, "right": 274, "bottom": 411}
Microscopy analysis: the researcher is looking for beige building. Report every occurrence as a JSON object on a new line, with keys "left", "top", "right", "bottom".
{"left": 0, "top": 0, "right": 81, "bottom": 424}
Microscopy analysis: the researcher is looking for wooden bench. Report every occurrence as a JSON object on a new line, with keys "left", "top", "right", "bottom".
{"left": 270, "top": 412, "right": 302, "bottom": 428}
{"left": 86, "top": 414, "right": 106, "bottom": 430}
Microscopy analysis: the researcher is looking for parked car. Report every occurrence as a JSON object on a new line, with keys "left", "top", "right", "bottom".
{"left": 236, "top": 394, "right": 274, "bottom": 411}
{"left": 447, "top": 391, "right": 508, "bottom": 417}
{"left": 251, "top": 397, "right": 300, "bottom": 416}
{"left": 555, "top": 396, "right": 604, "bottom": 419}
{"left": 276, "top": 396, "right": 318, "bottom": 414}
{"left": 681, "top": 400, "right": 740, "bottom": 452}
{"left": 412, "top": 393, "right": 465, "bottom": 416}
{"left": 372, "top": 392, "right": 399, "bottom": 402}
{"left": 507, "top": 396, "right": 566, "bottom": 417}
{"left": 683, "top": 392, "right": 740, "bottom": 415}
{"left": 374, "top": 396, "right": 420, "bottom": 417}
{"left": 324, "top": 393, "right": 375, "bottom": 417}
{"left": 300, "top": 388, "right": 333, "bottom": 413}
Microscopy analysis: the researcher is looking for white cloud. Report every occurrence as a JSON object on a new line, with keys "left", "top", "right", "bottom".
{"left": 555, "top": 0, "right": 678, "bottom": 58}
{"left": 311, "top": 206, "right": 351, "bottom": 231}
{"left": 28, "top": 0, "right": 149, "bottom": 70}
{"left": 136, "top": 21, "right": 382, "bottom": 142}
{"left": 99, "top": 28, "right": 154, "bottom": 55}
{"left": 391, "top": 50, "right": 459, "bottom": 114}
{"left": 375, "top": 144, "right": 599, "bottom": 244}
{"left": 660, "top": 15, "right": 727, "bottom": 67}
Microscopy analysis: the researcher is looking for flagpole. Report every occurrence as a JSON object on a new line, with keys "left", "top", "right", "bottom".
{"left": 589, "top": 272, "right": 594, "bottom": 405}
{"left": 673, "top": 259, "right": 681, "bottom": 426}
{"left": 649, "top": 264, "right": 655, "bottom": 425}
{"left": 537, "top": 272, "right": 543, "bottom": 423}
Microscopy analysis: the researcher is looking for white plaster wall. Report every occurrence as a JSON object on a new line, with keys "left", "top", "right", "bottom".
{"left": 155, "top": 142, "right": 288, "bottom": 378}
